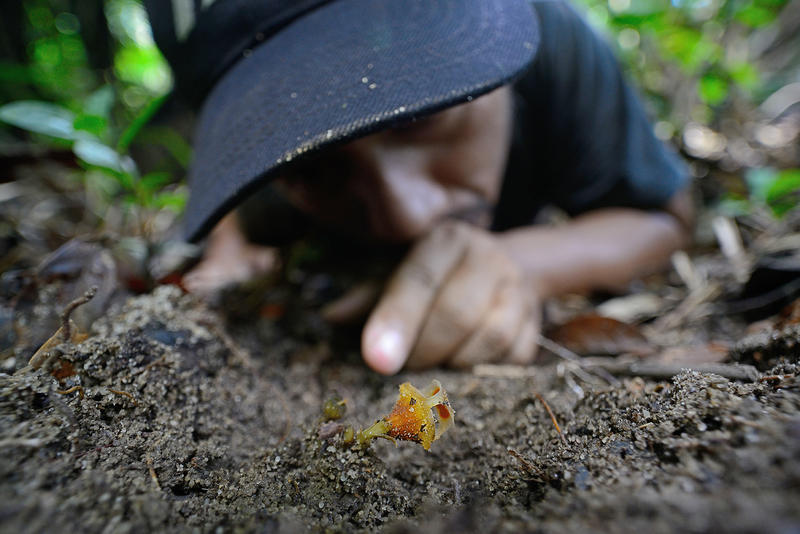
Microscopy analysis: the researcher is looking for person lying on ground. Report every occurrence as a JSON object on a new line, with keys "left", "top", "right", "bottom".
{"left": 144, "top": 0, "right": 694, "bottom": 375}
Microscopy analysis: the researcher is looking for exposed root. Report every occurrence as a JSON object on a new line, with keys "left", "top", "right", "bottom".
{"left": 508, "top": 448, "right": 546, "bottom": 481}
{"left": 108, "top": 389, "right": 137, "bottom": 404}
{"left": 27, "top": 286, "right": 97, "bottom": 371}
{"left": 535, "top": 393, "right": 566, "bottom": 444}
{"left": 57, "top": 385, "right": 84, "bottom": 399}
{"left": 59, "top": 287, "right": 97, "bottom": 343}
{"left": 146, "top": 456, "right": 161, "bottom": 491}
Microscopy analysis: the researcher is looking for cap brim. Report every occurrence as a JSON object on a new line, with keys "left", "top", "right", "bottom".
{"left": 184, "top": 0, "right": 539, "bottom": 241}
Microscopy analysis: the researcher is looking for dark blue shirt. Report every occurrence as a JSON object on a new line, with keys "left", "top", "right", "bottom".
{"left": 492, "top": 0, "right": 687, "bottom": 231}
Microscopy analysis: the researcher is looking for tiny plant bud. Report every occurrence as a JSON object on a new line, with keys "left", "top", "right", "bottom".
{"left": 322, "top": 396, "right": 347, "bottom": 420}
{"left": 357, "top": 380, "right": 454, "bottom": 451}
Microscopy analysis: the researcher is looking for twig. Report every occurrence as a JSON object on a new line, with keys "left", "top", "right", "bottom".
{"left": 581, "top": 358, "right": 760, "bottom": 382}
{"left": 26, "top": 286, "right": 98, "bottom": 371}
{"left": 57, "top": 385, "right": 85, "bottom": 398}
{"left": 507, "top": 449, "right": 545, "bottom": 481}
{"left": 146, "top": 456, "right": 161, "bottom": 491}
{"left": 539, "top": 336, "right": 621, "bottom": 387}
{"left": 535, "top": 393, "right": 566, "bottom": 444}
{"left": 537, "top": 335, "right": 581, "bottom": 363}
{"left": 59, "top": 287, "right": 97, "bottom": 343}
{"left": 134, "top": 355, "right": 168, "bottom": 375}
{"left": 712, "top": 215, "right": 750, "bottom": 283}
{"left": 654, "top": 283, "right": 721, "bottom": 331}
{"left": 108, "top": 389, "right": 137, "bottom": 404}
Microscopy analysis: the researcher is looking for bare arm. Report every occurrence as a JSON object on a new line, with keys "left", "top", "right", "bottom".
{"left": 499, "top": 188, "right": 693, "bottom": 298}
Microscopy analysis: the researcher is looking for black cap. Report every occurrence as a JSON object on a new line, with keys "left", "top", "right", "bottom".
{"left": 145, "top": 0, "right": 540, "bottom": 242}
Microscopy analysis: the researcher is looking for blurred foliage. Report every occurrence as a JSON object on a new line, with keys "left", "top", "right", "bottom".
{"left": 574, "top": 0, "right": 800, "bottom": 216}
{"left": 0, "top": 0, "right": 187, "bottom": 237}
{"left": 0, "top": 0, "right": 798, "bottom": 230}
{"left": 575, "top": 0, "right": 791, "bottom": 122}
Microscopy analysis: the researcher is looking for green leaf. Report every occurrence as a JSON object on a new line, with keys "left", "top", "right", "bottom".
{"left": 117, "top": 94, "right": 168, "bottom": 153}
{"left": 765, "top": 169, "right": 800, "bottom": 217}
{"left": 73, "top": 114, "right": 108, "bottom": 137}
{"left": 153, "top": 191, "right": 187, "bottom": 213}
{"left": 73, "top": 138, "right": 137, "bottom": 176}
{"left": 745, "top": 167, "right": 779, "bottom": 201}
{"left": 84, "top": 85, "right": 115, "bottom": 118}
{"left": 735, "top": 3, "right": 776, "bottom": 27}
{"left": 728, "top": 62, "right": 760, "bottom": 92}
{"left": 0, "top": 61, "right": 35, "bottom": 84}
{"left": 699, "top": 74, "right": 729, "bottom": 105}
{"left": 139, "top": 171, "right": 172, "bottom": 193}
{"left": 136, "top": 125, "right": 193, "bottom": 168}
{"left": 114, "top": 44, "right": 172, "bottom": 94}
{"left": 0, "top": 100, "right": 76, "bottom": 140}
{"left": 717, "top": 194, "right": 752, "bottom": 217}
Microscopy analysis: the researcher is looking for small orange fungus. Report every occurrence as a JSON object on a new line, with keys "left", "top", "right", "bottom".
{"left": 357, "top": 380, "right": 455, "bottom": 451}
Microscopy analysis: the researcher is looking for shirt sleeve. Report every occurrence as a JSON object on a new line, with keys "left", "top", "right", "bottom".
{"left": 514, "top": 0, "right": 688, "bottom": 217}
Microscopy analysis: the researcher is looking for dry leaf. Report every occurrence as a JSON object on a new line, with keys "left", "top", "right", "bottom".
{"left": 545, "top": 314, "right": 654, "bottom": 357}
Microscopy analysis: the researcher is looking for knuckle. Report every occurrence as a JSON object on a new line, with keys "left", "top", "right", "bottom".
{"left": 484, "top": 326, "right": 513, "bottom": 354}
{"left": 401, "top": 260, "right": 439, "bottom": 290}
{"left": 432, "top": 219, "right": 468, "bottom": 242}
{"left": 433, "top": 303, "right": 473, "bottom": 338}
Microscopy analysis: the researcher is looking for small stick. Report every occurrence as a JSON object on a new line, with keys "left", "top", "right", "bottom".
{"left": 759, "top": 374, "right": 794, "bottom": 383}
{"left": 507, "top": 449, "right": 545, "bottom": 481}
{"left": 108, "top": 389, "right": 137, "bottom": 404}
{"left": 581, "top": 359, "right": 760, "bottom": 382}
{"left": 539, "top": 336, "right": 620, "bottom": 387}
{"left": 139, "top": 355, "right": 167, "bottom": 373}
{"left": 146, "top": 456, "right": 161, "bottom": 491}
{"left": 535, "top": 393, "right": 566, "bottom": 444}
{"left": 537, "top": 335, "right": 581, "bottom": 362}
{"left": 57, "top": 385, "right": 84, "bottom": 399}
{"left": 59, "top": 286, "right": 97, "bottom": 343}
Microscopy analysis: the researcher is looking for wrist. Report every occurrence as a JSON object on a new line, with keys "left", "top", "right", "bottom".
{"left": 495, "top": 230, "right": 556, "bottom": 300}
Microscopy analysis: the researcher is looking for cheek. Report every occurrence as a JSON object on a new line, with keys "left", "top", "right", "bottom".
{"left": 275, "top": 179, "right": 362, "bottom": 225}
{"left": 431, "top": 149, "right": 501, "bottom": 203}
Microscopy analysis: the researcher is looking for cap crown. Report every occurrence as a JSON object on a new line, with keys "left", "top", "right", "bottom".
{"left": 143, "top": 0, "right": 332, "bottom": 105}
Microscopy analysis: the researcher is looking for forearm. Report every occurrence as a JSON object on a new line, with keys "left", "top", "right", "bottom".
{"left": 498, "top": 205, "right": 690, "bottom": 299}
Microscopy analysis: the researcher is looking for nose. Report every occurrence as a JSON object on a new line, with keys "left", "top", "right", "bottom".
{"left": 345, "top": 145, "right": 449, "bottom": 241}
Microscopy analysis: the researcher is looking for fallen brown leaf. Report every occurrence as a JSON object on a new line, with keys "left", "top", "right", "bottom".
{"left": 545, "top": 314, "right": 654, "bottom": 357}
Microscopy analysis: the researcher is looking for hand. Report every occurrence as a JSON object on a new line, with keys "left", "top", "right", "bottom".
{"left": 183, "top": 213, "right": 279, "bottom": 296}
{"left": 360, "top": 221, "right": 542, "bottom": 374}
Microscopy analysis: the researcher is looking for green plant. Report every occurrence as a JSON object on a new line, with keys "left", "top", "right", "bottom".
{"left": 0, "top": 93, "right": 187, "bottom": 230}
{"left": 0, "top": 0, "right": 189, "bottom": 236}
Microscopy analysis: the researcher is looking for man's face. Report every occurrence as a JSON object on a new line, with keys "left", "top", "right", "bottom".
{"left": 275, "top": 86, "right": 513, "bottom": 242}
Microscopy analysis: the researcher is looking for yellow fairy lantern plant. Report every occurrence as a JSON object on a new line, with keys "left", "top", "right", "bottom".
{"left": 357, "top": 380, "right": 455, "bottom": 451}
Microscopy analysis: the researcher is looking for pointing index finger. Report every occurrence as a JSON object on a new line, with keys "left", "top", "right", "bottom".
{"left": 362, "top": 223, "right": 468, "bottom": 374}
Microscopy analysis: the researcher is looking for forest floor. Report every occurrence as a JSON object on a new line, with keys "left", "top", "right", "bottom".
{"left": 1, "top": 161, "right": 799, "bottom": 533}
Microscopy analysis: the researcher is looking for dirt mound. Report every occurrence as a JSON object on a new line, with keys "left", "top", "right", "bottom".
{"left": 2, "top": 286, "right": 799, "bottom": 533}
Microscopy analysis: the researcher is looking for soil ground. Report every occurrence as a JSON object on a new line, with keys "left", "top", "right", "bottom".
{"left": 2, "top": 271, "right": 799, "bottom": 533}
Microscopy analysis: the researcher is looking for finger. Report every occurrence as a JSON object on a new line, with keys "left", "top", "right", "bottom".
{"left": 362, "top": 222, "right": 469, "bottom": 374}
{"left": 504, "top": 315, "right": 541, "bottom": 365}
{"left": 321, "top": 279, "right": 382, "bottom": 324}
{"left": 448, "top": 279, "right": 525, "bottom": 368}
{"left": 406, "top": 237, "right": 506, "bottom": 369}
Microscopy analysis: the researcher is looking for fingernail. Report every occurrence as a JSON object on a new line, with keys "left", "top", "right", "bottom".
{"left": 369, "top": 328, "right": 405, "bottom": 374}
